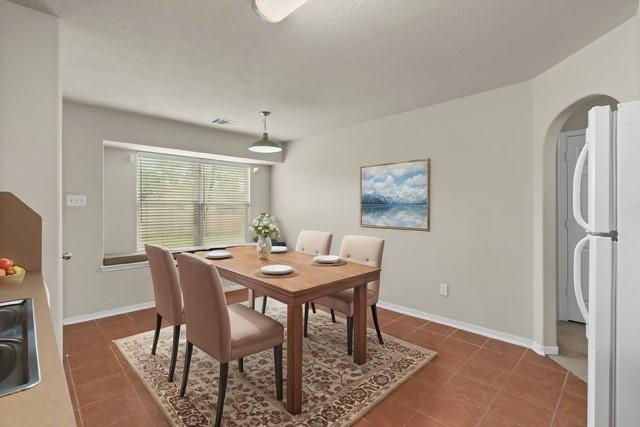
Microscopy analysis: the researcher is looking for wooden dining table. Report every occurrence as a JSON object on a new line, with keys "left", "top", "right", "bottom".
{"left": 195, "top": 245, "right": 381, "bottom": 415}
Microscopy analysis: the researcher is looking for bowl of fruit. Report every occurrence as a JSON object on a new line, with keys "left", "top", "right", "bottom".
{"left": 0, "top": 258, "right": 25, "bottom": 285}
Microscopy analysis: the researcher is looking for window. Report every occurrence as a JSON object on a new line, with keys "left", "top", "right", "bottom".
{"left": 136, "top": 155, "right": 250, "bottom": 250}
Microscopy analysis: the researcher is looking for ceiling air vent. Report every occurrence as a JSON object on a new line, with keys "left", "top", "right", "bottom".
{"left": 211, "top": 118, "right": 237, "bottom": 127}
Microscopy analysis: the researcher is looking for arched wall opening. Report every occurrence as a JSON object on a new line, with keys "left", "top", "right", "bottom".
{"left": 540, "top": 94, "right": 619, "bottom": 355}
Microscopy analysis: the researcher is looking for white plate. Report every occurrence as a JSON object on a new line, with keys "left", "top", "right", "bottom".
{"left": 261, "top": 264, "right": 294, "bottom": 275}
{"left": 271, "top": 246, "right": 288, "bottom": 253}
{"left": 205, "top": 250, "right": 232, "bottom": 259}
{"left": 313, "top": 255, "right": 341, "bottom": 264}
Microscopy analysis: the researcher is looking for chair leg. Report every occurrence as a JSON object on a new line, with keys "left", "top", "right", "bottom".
{"left": 311, "top": 302, "right": 316, "bottom": 313}
{"left": 179, "top": 342, "right": 193, "bottom": 397}
{"left": 215, "top": 363, "right": 229, "bottom": 427}
{"left": 261, "top": 296, "right": 268, "bottom": 314}
{"left": 238, "top": 357, "right": 244, "bottom": 373}
{"left": 304, "top": 303, "right": 309, "bottom": 337}
{"left": 151, "top": 314, "right": 162, "bottom": 355}
{"left": 331, "top": 309, "right": 336, "bottom": 323}
{"left": 347, "top": 316, "right": 353, "bottom": 356}
{"left": 168, "top": 324, "right": 181, "bottom": 382}
{"left": 274, "top": 344, "right": 283, "bottom": 401}
{"left": 371, "top": 304, "right": 384, "bottom": 345}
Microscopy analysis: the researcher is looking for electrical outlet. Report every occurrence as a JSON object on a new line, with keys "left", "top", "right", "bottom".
{"left": 66, "top": 194, "right": 87, "bottom": 207}
{"left": 439, "top": 283, "right": 449, "bottom": 297}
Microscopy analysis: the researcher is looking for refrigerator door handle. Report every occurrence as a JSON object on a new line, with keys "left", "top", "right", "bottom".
{"left": 573, "top": 235, "right": 590, "bottom": 324}
{"left": 572, "top": 142, "right": 590, "bottom": 231}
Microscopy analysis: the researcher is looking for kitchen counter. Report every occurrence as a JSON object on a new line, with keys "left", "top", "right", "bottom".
{"left": 0, "top": 271, "right": 76, "bottom": 426}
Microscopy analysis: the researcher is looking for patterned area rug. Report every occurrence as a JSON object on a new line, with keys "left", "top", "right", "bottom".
{"left": 114, "top": 303, "right": 436, "bottom": 426}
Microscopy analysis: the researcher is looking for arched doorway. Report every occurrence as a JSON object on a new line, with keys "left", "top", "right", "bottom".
{"left": 541, "top": 94, "right": 619, "bottom": 378}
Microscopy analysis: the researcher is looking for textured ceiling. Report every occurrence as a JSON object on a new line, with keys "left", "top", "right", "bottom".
{"left": 10, "top": 0, "right": 639, "bottom": 140}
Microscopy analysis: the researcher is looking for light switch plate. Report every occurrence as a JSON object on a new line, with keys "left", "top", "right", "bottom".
{"left": 66, "top": 194, "right": 87, "bottom": 207}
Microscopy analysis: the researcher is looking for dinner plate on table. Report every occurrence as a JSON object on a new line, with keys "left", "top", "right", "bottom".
{"left": 205, "top": 250, "right": 232, "bottom": 259}
{"left": 261, "top": 264, "right": 294, "bottom": 275}
{"left": 313, "top": 255, "right": 341, "bottom": 264}
{"left": 271, "top": 246, "right": 288, "bottom": 253}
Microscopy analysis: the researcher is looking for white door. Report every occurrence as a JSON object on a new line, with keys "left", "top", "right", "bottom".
{"left": 558, "top": 130, "right": 588, "bottom": 323}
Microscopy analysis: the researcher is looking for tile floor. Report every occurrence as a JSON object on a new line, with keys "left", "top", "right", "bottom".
{"left": 64, "top": 291, "right": 586, "bottom": 427}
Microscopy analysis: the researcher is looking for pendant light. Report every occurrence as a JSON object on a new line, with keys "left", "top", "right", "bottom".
{"left": 252, "top": 0, "right": 310, "bottom": 23}
{"left": 249, "top": 111, "right": 282, "bottom": 153}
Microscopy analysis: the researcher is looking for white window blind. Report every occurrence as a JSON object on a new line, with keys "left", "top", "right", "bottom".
{"left": 137, "top": 155, "right": 250, "bottom": 250}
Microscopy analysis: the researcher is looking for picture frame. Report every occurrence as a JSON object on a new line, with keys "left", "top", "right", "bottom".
{"left": 360, "top": 159, "right": 430, "bottom": 231}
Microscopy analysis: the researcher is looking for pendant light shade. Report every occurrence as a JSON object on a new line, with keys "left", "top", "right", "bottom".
{"left": 249, "top": 111, "right": 282, "bottom": 153}
{"left": 252, "top": 0, "right": 310, "bottom": 23}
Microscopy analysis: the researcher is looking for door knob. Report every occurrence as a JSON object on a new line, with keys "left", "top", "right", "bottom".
{"left": 62, "top": 252, "right": 72, "bottom": 261}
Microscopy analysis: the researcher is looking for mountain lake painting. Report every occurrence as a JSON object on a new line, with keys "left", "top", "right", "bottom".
{"left": 360, "top": 159, "right": 430, "bottom": 231}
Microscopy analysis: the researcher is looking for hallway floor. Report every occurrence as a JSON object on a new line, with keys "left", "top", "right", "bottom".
{"left": 551, "top": 321, "right": 588, "bottom": 381}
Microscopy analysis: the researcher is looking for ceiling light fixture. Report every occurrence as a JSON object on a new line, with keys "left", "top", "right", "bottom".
{"left": 249, "top": 111, "right": 282, "bottom": 153}
{"left": 252, "top": 0, "right": 310, "bottom": 23}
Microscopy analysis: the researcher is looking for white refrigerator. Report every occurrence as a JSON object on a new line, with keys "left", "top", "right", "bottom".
{"left": 571, "top": 101, "right": 640, "bottom": 426}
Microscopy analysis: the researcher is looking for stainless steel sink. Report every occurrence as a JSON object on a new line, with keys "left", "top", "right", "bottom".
{"left": 0, "top": 299, "right": 40, "bottom": 397}
{"left": 0, "top": 304, "right": 24, "bottom": 334}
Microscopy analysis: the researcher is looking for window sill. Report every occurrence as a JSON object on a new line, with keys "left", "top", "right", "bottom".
{"left": 101, "top": 242, "right": 262, "bottom": 271}
{"left": 100, "top": 261, "right": 150, "bottom": 272}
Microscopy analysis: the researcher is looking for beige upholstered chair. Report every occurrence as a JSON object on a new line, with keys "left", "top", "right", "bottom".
{"left": 177, "top": 253, "right": 284, "bottom": 427}
{"left": 307, "top": 235, "right": 385, "bottom": 354}
{"left": 257, "top": 230, "right": 333, "bottom": 313}
{"left": 294, "top": 230, "right": 333, "bottom": 255}
{"left": 145, "top": 244, "right": 184, "bottom": 382}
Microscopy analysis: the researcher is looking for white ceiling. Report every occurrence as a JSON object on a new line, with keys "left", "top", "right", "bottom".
{"left": 11, "top": 0, "right": 639, "bottom": 140}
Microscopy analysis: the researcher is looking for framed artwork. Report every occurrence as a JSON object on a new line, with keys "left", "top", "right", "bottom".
{"left": 360, "top": 159, "right": 430, "bottom": 231}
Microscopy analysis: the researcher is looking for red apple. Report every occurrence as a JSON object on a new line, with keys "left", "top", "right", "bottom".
{"left": 0, "top": 258, "right": 13, "bottom": 271}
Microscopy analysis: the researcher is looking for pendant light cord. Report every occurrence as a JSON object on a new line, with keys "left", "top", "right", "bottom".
{"left": 261, "top": 111, "right": 270, "bottom": 136}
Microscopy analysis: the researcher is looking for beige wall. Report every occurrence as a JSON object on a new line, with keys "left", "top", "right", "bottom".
{"left": 63, "top": 101, "right": 271, "bottom": 319}
{"left": 531, "top": 14, "right": 640, "bottom": 347}
{"left": 273, "top": 13, "right": 640, "bottom": 348}
{"left": 0, "top": 1, "right": 62, "bottom": 349}
{"left": 273, "top": 81, "right": 535, "bottom": 339}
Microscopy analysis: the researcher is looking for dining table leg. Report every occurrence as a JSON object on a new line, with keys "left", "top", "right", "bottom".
{"left": 286, "top": 303, "right": 303, "bottom": 414}
{"left": 353, "top": 282, "right": 367, "bottom": 365}
{"left": 247, "top": 288, "right": 256, "bottom": 309}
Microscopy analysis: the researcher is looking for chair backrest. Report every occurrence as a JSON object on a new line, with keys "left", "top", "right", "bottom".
{"left": 339, "top": 235, "right": 385, "bottom": 303}
{"left": 176, "top": 252, "right": 232, "bottom": 363}
{"left": 145, "top": 244, "right": 183, "bottom": 325}
{"left": 295, "top": 230, "right": 333, "bottom": 255}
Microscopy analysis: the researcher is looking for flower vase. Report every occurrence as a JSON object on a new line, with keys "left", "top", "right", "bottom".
{"left": 257, "top": 236, "right": 272, "bottom": 260}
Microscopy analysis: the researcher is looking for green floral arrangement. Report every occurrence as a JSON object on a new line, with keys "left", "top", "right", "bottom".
{"left": 250, "top": 213, "right": 280, "bottom": 239}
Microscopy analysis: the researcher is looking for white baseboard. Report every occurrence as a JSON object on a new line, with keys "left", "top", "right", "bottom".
{"left": 377, "top": 300, "right": 556, "bottom": 356}
{"left": 63, "top": 300, "right": 156, "bottom": 325}
{"left": 532, "top": 341, "right": 560, "bottom": 356}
